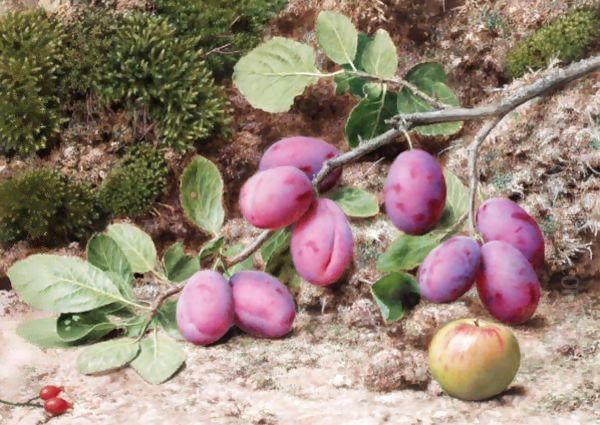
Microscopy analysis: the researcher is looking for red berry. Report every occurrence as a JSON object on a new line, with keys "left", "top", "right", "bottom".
{"left": 39, "top": 385, "right": 62, "bottom": 400}
{"left": 44, "top": 397, "right": 71, "bottom": 416}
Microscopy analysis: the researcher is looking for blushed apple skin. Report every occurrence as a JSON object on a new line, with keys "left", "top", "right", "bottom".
{"left": 476, "top": 241, "right": 540, "bottom": 325}
{"left": 239, "top": 166, "right": 314, "bottom": 230}
{"left": 176, "top": 270, "right": 234, "bottom": 346}
{"left": 230, "top": 271, "right": 296, "bottom": 338}
{"left": 476, "top": 198, "right": 545, "bottom": 269}
{"left": 384, "top": 149, "right": 446, "bottom": 235}
{"left": 418, "top": 236, "right": 481, "bottom": 303}
{"left": 428, "top": 318, "right": 521, "bottom": 401}
{"left": 259, "top": 136, "right": 342, "bottom": 192}
{"left": 291, "top": 198, "right": 353, "bottom": 286}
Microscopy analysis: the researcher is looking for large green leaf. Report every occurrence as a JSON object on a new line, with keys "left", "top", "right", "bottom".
{"left": 77, "top": 338, "right": 140, "bottom": 375}
{"left": 360, "top": 29, "right": 398, "bottom": 79}
{"left": 316, "top": 11, "right": 358, "bottom": 65}
{"left": 8, "top": 255, "right": 129, "bottom": 313}
{"left": 131, "top": 333, "right": 185, "bottom": 385}
{"left": 327, "top": 187, "right": 379, "bottom": 218}
{"left": 233, "top": 37, "right": 319, "bottom": 113}
{"left": 106, "top": 223, "right": 157, "bottom": 274}
{"left": 57, "top": 310, "right": 116, "bottom": 342}
{"left": 16, "top": 318, "right": 74, "bottom": 349}
{"left": 377, "top": 232, "right": 445, "bottom": 273}
{"left": 345, "top": 91, "right": 397, "bottom": 148}
{"left": 87, "top": 234, "right": 133, "bottom": 299}
{"left": 437, "top": 170, "right": 469, "bottom": 230}
{"left": 163, "top": 242, "right": 199, "bottom": 283}
{"left": 180, "top": 156, "right": 225, "bottom": 237}
{"left": 371, "top": 273, "right": 420, "bottom": 323}
{"left": 260, "top": 228, "right": 291, "bottom": 263}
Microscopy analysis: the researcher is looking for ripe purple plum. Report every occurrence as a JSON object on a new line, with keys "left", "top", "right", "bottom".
{"left": 239, "top": 166, "right": 314, "bottom": 230}
{"left": 476, "top": 241, "right": 540, "bottom": 324}
{"left": 230, "top": 271, "right": 296, "bottom": 338}
{"left": 418, "top": 236, "right": 481, "bottom": 303}
{"left": 291, "top": 199, "right": 353, "bottom": 286}
{"left": 259, "top": 136, "right": 342, "bottom": 192}
{"left": 476, "top": 198, "right": 545, "bottom": 269}
{"left": 428, "top": 318, "right": 521, "bottom": 401}
{"left": 384, "top": 149, "right": 446, "bottom": 235}
{"left": 176, "top": 270, "right": 234, "bottom": 345}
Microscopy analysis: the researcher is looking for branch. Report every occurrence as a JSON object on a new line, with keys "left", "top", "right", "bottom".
{"left": 0, "top": 398, "right": 43, "bottom": 409}
{"left": 222, "top": 229, "right": 274, "bottom": 268}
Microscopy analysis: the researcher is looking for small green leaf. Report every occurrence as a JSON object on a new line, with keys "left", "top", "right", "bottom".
{"left": 224, "top": 244, "right": 253, "bottom": 278}
{"left": 233, "top": 37, "right": 319, "bottom": 113}
{"left": 361, "top": 29, "right": 398, "bottom": 78}
{"left": 77, "top": 338, "right": 140, "bottom": 375}
{"left": 106, "top": 223, "right": 157, "bottom": 274}
{"left": 261, "top": 228, "right": 291, "bottom": 263}
{"left": 16, "top": 318, "right": 74, "bottom": 349}
{"left": 345, "top": 91, "right": 397, "bottom": 148}
{"left": 123, "top": 315, "right": 148, "bottom": 338}
{"left": 437, "top": 170, "right": 469, "bottom": 230}
{"left": 377, "top": 232, "right": 445, "bottom": 273}
{"left": 57, "top": 311, "right": 116, "bottom": 343}
{"left": 8, "top": 255, "right": 128, "bottom": 313}
{"left": 316, "top": 11, "right": 358, "bottom": 65}
{"left": 180, "top": 156, "right": 225, "bottom": 237}
{"left": 363, "top": 82, "right": 383, "bottom": 100}
{"left": 404, "top": 62, "right": 446, "bottom": 84}
{"left": 131, "top": 333, "right": 186, "bottom": 385}
{"left": 163, "top": 242, "right": 199, "bottom": 283}
{"left": 265, "top": 251, "right": 302, "bottom": 293}
{"left": 198, "top": 237, "right": 225, "bottom": 260}
{"left": 87, "top": 234, "right": 133, "bottom": 299}
{"left": 327, "top": 187, "right": 379, "bottom": 218}
{"left": 371, "top": 273, "right": 420, "bottom": 323}
{"left": 156, "top": 300, "right": 182, "bottom": 340}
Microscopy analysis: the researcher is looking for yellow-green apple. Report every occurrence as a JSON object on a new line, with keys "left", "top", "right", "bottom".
{"left": 428, "top": 318, "right": 520, "bottom": 401}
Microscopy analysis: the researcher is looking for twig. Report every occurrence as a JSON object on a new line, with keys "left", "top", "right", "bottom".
{"left": 223, "top": 230, "right": 274, "bottom": 268}
{"left": 0, "top": 398, "right": 43, "bottom": 408}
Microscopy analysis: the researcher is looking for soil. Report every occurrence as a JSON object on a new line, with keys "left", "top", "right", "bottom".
{"left": 0, "top": 1, "right": 599, "bottom": 424}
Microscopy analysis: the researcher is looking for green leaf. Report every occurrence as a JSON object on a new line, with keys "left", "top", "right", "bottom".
{"left": 327, "top": 187, "right": 379, "bottom": 218}
{"left": 180, "top": 156, "right": 225, "bottom": 237}
{"left": 156, "top": 300, "right": 182, "bottom": 340}
{"left": 345, "top": 91, "right": 397, "bottom": 148}
{"left": 8, "top": 254, "right": 129, "bottom": 313}
{"left": 404, "top": 62, "right": 446, "bottom": 85}
{"left": 106, "top": 223, "right": 157, "bottom": 274}
{"left": 57, "top": 310, "right": 116, "bottom": 343}
{"left": 360, "top": 29, "right": 398, "bottom": 78}
{"left": 260, "top": 228, "right": 291, "bottom": 263}
{"left": 131, "top": 333, "right": 186, "bottom": 385}
{"left": 371, "top": 273, "right": 420, "bottom": 323}
{"left": 377, "top": 232, "right": 445, "bottom": 273}
{"left": 233, "top": 37, "right": 319, "bottom": 113}
{"left": 316, "top": 11, "right": 358, "bottom": 65}
{"left": 123, "top": 315, "right": 148, "bottom": 338}
{"left": 77, "top": 338, "right": 140, "bottom": 375}
{"left": 265, "top": 251, "right": 302, "bottom": 293}
{"left": 334, "top": 33, "right": 371, "bottom": 96}
{"left": 163, "top": 242, "right": 199, "bottom": 283}
{"left": 87, "top": 234, "right": 133, "bottom": 299}
{"left": 16, "top": 318, "right": 74, "bottom": 349}
{"left": 437, "top": 170, "right": 469, "bottom": 230}
{"left": 223, "top": 244, "right": 253, "bottom": 278}
{"left": 198, "top": 237, "right": 225, "bottom": 260}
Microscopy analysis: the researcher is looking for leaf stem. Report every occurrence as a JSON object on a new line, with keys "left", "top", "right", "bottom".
{"left": 261, "top": 70, "right": 345, "bottom": 78}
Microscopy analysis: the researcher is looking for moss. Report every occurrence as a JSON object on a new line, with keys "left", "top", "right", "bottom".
{"left": 0, "top": 10, "right": 66, "bottom": 156}
{"left": 505, "top": 9, "right": 599, "bottom": 79}
{"left": 99, "top": 144, "right": 169, "bottom": 218}
{"left": 93, "top": 13, "right": 229, "bottom": 151}
{"left": 0, "top": 168, "right": 102, "bottom": 246}
{"left": 154, "top": 0, "right": 288, "bottom": 79}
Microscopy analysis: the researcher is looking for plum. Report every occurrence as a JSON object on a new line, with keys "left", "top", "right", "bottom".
{"left": 291, "top": 199, "right": 353, "bottom": 286}
{"left": 384, "top": 149, "right": 446, "bottom": 235}
{"left": 476, "top": 241, "right": 540, "bottom": 324}
{"left": 176, "top": 270, "right": 234, "bottom": 345}
{"left": 230, "top": 271, "right": 295, "bottom": 338}
{"left": 418, "top": 236, "right": 481, "bottom": 303}
{"left": 476, "top": 198, "right": 545, "bottom": 269}
{"left": 259, "top": 136, "right": 342, "bottom": 192}
{"left": 239, "top": 166, "right": 314, "bottom": 229}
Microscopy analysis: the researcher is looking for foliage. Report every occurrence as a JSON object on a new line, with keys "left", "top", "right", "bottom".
{"left": 93, "top": 13, "right": 229, "bottom": 151}
{"left": 0, "top": 168, "right": 101, "bottom": 246}
{"left": 154, "top": 0, "right": 288, "bottom": 79}
{"left": 505, "top": 9, "right": 599, "bottom": 79}
{"left": 0, "top": 10, "right": 66, "bottom": 156}
{"left": 99, "top": 144, "right": 168, "bottom": 218}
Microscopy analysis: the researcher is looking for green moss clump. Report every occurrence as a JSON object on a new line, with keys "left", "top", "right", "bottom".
{"left": 0, "top": 168, "right": 102, "bottom": 245}
{"left": 99, "top": 144, "right": 169, "bottom": 218}
{"left": 0, "top": 10, "right": 66, "bottom": 156}
{"left": 154, "top": 0, "right": 288, "bottom": 79}
{"left": 93, "top": 13, "right": 229, "bottom": 151}
{"left": 505, "top": 10, "right": 599, "bottom": 79}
